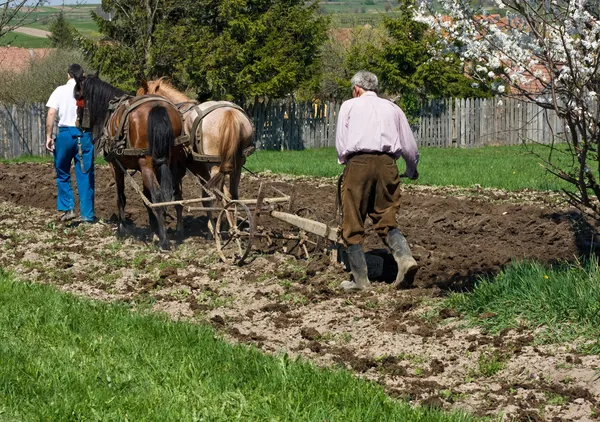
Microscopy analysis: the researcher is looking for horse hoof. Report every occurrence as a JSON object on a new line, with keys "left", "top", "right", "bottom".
{"left": 159, "top": 241, "right": 171, "bottom": 251}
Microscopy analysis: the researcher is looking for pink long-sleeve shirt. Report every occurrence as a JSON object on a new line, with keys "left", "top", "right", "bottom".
{"left": 335, "top": 91, "right": 419, "bottom": 178}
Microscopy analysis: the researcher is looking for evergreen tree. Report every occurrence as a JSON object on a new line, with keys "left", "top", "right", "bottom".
{"left": 48, "top": 11, "right": 77, "bottom": 49}
{"left": 80, "top": 0, "right": 328, "bottom": 98}
{"left": 314, "top": 0, "right": 491, "bottom": 119}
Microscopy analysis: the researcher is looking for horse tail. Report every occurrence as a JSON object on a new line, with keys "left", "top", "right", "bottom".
{"left": 205, "top": 109, "right": 241, "bottom": 191}
{"left": 148, "top": 104, "right": 174, "bottom": 203}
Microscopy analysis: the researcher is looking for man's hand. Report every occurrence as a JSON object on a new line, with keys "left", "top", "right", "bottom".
{"left": 46, "top": 137, "right": 55, "bottom": 152}
{"left": 45, "top": 107, "right": 57, "bottom": 152}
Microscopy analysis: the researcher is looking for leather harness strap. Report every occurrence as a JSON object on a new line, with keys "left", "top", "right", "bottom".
{"left": 183, "top": 101, "right": 248, "bottom": 155}
{"left": 104, "top": 95, "right": 189, "bottom": 157}
{"left": 119, "top": 134, "right": 190, "bottom": 157}
{"left": 113, "top": 95, "right": 177, "bottom": 144}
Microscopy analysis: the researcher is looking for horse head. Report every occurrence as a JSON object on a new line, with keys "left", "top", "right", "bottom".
{"left": 79, "top": 75, "right": 128, "bottom": 140}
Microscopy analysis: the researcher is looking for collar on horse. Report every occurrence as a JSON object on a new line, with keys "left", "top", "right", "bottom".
{"left": 100, "top": 95, "right": 189, "bottom": 158}
{"left": 175, "top": 101, "right": 248, "bottom": 155}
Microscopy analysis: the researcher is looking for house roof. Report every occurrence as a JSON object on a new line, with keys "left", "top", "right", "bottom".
{"left": 0, "top": 47, "right": 55, "bottom": 73}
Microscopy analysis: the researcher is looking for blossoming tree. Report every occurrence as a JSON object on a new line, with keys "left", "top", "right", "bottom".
{"left": 417, "top": 0, "right": 600, "bottom": 218}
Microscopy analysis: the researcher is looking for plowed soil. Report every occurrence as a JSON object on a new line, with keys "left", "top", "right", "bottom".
{"left": 1, "top": 162, "right": 599, "bottom": 421}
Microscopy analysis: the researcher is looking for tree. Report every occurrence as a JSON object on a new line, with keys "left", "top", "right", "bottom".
{"left": 155, "top": 0, "right": 328, "bottom": 101}
{"left": 376, "top": 1, "right": 492, "bottom": 117}
{"left": 80, "top": 0, "right": 180, "bottom": 91}
{"left": 81, "top": 0, "right": 328, "bottom": 99}
{"left": 317, "top": 23, "right": 387, "bottom": 101}
{"left": 314, "top": 1, "right": 490, "bottom": 119}
{"left": 48, "top": 11, "right": 76, "bottom": 49}
{"left": 0, "top": 0, "right": 46, "bottom": 39}
{"left": 417, "top": 0, "right": 600, "bottom": 219}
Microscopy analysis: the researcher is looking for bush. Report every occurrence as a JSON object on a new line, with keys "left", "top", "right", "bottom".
{"left": 0, "top": 49, "right": 91, "bottom": 103}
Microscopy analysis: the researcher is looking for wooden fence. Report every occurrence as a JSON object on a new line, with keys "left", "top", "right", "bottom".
{"left": 416, "top": 97, "right": 564, "bottom": 148}
{"left": 0, "top": 98, "right": 566, "bottom": 159}
{"left": 247, "top": 100, "right": 341, "bottom": 150}
{"left": 0, "top": 103, "right": 50, "bottom": 159}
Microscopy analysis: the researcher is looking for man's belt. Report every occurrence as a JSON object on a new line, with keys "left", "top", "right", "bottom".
{"left": 346, "top": 151, "right": 397, "bottom": 162}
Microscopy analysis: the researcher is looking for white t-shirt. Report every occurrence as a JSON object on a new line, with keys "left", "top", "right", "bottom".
{"left": 46, "top": 78, "right": 78, "bottom": 127}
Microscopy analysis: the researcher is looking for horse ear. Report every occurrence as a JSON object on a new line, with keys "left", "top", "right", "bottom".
{"left": 140, "top": 79, "right": 149, "bottom": 94}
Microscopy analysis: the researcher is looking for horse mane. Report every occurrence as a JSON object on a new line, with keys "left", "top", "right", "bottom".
{"left": 83, "top": 75, "right": 128, "bottom": 140}
{"left": 148, "top": 77, "right": 191, "bottom": 103}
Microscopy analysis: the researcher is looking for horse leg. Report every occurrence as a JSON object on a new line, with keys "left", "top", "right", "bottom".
{"left": 172, "top": 157, "right": 185, "bottom": 241}
{"left": 110, "top": 162, "right": 127, "bottom": 237}
{"left": 207, "top": 164, "right": 226, "bottom": 237}
{"left": 140, "top": 161, "right": 170, "bottom": 250}
{"left": 229, "top": 156, "right": 245, "bottom": 200}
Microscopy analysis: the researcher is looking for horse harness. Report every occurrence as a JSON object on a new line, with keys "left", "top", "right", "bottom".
{"left": 99, "top": 95, "right": 190, "bottom": 159}
{"left": 175, "top": 101, "right": 254, "bottom": 161}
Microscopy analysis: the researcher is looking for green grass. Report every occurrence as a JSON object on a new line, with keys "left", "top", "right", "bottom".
{"left": 0, "top": 154, "right": 53, "bottom": 164}
{"left": 447, "top": 260, "right": 600, "bottom": 354}
{"left": 4, "top": 144, "right": 573, "bottom": 192}
{"left": 0, "top": 154, "right": 106, "bottom": 165}
{"left": 245, "top": 145, "right": 573, "bottom": 191}
{"left": 0, "top": 270, "right": 474, "bottom": 421}
{"left": 5, "top": 4, "right": 100, "bottom": 46}
{"left": 0, "top": 32, "right": 52, "bottom": 47}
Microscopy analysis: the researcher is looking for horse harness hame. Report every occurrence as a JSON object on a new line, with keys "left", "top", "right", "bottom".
{"left": 98, "top": 95, "right": 190, "bottom": 160}
{"left": 175, "top": 100, "right": 254, "bottom": 161}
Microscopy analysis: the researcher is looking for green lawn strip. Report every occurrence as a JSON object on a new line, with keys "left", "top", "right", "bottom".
{"left": 244, "top": 144, "right": 573, "bottom": 192}
{"left": 5, "top": 144, "right": 572, "bottom": 192}
{"left": 0, "top": 155, "right": 106, "bottom": 165}
{"left": 0, "top": 271, "right": 474, "bottom": 421}
{"left": 0, "top": 155, "right": 53, "bottom": 164}
{"left": 0, "top": 32, "right": 52, "bottom": 47}
{"left": 446, "top": 260, "right": 600, "bottom": 354}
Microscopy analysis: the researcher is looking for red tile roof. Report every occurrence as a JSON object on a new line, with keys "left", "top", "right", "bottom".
{"left": 0, "top": 47, "right": 55, "bottom": 73}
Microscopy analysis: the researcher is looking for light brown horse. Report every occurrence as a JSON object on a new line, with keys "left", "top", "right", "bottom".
{"left": 79, "top": 75, "right": 185, "bottom": 249}
{"left": 137, "top": 78, "right": 254, "bottom": 200}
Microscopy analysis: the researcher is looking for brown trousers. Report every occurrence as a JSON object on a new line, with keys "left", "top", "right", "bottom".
{"left": 340, "top": 153, "right": 401, "bottom": 246}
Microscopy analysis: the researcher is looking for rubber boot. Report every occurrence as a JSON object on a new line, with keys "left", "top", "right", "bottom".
{"left": 385, "top": 229, "right": 419, "bottom": 289}
{"left": 340, "top": 244, "right": 370, "bottom": 291}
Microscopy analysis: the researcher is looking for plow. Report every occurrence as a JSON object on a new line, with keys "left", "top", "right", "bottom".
{"left": 116, "top": 153, "right": 341, "bottom": 265}
{"left": 185, "top": 174, "right": 340, "bottom": 265}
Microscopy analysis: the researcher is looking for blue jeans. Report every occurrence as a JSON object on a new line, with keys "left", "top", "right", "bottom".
{"left": 53, "top": 127, "right": 95, "bottom": 220}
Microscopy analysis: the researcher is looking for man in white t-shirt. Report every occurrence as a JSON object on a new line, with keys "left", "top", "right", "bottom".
{"left": 46, "top": 64, "right": 95, "bottom": 222}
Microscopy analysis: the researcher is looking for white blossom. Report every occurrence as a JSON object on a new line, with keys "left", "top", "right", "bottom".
{"left": 415, "top": 0, "right": 600, "bottom": 214}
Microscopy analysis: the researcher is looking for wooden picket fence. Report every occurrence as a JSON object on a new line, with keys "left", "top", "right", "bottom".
{"left": 0, "top": 103, "right": 50, "bottom": 159}
{"left": 0, "top": 97, "right": 566, "bottom": 159}
{"left": 247, "top": 100, "right": 341, "bottom": 150}
{"left": 416, "top": 97, "right": 565, "bottom": 148}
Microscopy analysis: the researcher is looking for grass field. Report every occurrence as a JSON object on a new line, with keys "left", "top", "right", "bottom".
{"left": 0, "top": 31, "right": 52, "bottom": 48}
{"left": 244, "top": 144, "right": 573, "bottom": 192}
{"left": 0, "top": 270, "right": 474, "bottom": 421}
{"left": 448, "top": 260, "right": 600, "bottom": 354}
{"left": 7, "top": 4, "right": 100, "bottom": 45}
{"left": 3, "top": 144, "right": 574, "bottom": 192}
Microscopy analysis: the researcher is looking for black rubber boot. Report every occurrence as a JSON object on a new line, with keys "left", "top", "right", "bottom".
{"left": 340, "top": 244, "right": 370, "bottom": 291}
{"left": 385, "top": 229, "right": 419, "bottom": 289}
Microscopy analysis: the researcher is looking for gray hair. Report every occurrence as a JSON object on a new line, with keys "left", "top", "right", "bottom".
{"left": 351, "top": 70, "right": 378, "bottom": 92}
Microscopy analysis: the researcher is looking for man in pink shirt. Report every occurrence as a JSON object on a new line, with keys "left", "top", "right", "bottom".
{"left": 336, "top": 70, "right": 420, "bottom": 291}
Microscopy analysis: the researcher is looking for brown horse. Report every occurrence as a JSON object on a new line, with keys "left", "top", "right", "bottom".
{"left": 78, "top": 75, "right": 185, "bottom": 249}
{"left": 137, "top": 78, "right": 254, "bottom": 200}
